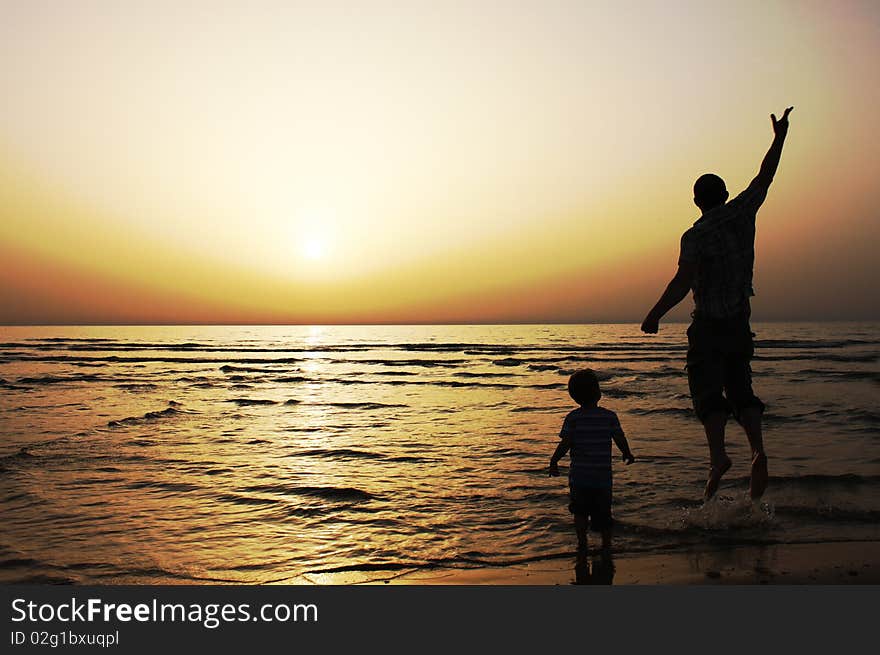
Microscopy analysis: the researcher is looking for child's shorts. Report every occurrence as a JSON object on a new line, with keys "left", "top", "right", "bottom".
{"left": 568, "top": 484, "right": 613, "bottom": 531}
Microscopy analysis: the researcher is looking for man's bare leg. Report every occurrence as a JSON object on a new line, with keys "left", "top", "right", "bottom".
{"left": 739, "top": 405, "right": 768, "bottom": 498}
{"left": 703, "top": 411, "right": 732, "bottom": 499}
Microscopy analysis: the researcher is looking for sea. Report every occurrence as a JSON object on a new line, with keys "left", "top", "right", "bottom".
{"left": 1, "top": 323, "right": 878, "bottom": 583}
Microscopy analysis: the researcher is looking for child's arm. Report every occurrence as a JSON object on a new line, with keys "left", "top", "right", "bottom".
{"left": 548, "top": 435, "right": 571, "bottom": 477}
{"left": 613, "top": 432, "right": 635, "bottom": 465}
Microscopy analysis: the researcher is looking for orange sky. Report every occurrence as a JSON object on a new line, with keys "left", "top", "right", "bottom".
{"left": 1, "top": 1, "right": 878, "bottom": 324}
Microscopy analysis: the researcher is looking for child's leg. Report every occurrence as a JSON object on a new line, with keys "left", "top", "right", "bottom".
{"left": 569, "top": 486, "right": 588, "bottom": 549}
{"left": 597, "top": 488, "right": 613, "bottom": 552}
{"left": 574, "top": 514, "right": 588, "bottom": 549}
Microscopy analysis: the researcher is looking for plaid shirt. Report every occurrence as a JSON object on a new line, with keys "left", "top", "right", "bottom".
{"left": 679, "top": 180, "right": 769, "bottom": 319}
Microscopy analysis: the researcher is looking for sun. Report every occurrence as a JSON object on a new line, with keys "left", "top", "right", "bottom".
{"left": 295, "top": 208, "right": 336, "bottom": 264}
{"left": 302, "top": 237, "right": 325, "bottom": 261}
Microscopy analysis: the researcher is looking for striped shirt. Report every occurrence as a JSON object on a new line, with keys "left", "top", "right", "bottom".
{"left": 679, "top": 179, "right": 769, "bottom": 319}
{"left": 559, "top": 406, "right": 624, "bottom": 489}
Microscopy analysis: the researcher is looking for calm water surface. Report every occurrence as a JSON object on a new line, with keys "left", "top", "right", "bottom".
{"left": 1, "top": 323, "right": 878, "bottom": 583}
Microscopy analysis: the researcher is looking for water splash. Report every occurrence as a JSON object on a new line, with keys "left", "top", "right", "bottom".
{"left": 679, "top": 494, "right": 776, "bottom": 531}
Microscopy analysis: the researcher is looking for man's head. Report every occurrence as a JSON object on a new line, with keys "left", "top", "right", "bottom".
{"left": 568, "top": 369, "right": 601, "bottom": 406}
{"left": 693, "top": 173, "right": 729, "bottom": 212}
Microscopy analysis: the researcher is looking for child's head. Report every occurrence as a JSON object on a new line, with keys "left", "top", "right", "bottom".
{"left": 568, "top": 369, "right": 601, "bottom": 406}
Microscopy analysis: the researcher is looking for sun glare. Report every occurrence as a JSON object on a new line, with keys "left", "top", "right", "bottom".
{"left": 302, "top": 237, "right": 325, "bottom": 261}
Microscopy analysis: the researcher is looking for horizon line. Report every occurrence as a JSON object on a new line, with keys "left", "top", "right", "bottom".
{"left": 2, "top": 319, "right": 878, "bottom": 328}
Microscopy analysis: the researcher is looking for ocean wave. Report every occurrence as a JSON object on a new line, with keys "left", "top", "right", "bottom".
{"left": 0, "top": 378, "right": 29, "bottom": 390}
{"left": 694, "top": 473, "right": 880, "bottom": 488}
{"left": 175, "top": 376, "right": 218, "bottom": 387}
{"left": 0, "top": 555, "right": 44, "bottom": 570}
{"left": 755, "top": 338, "right": 880, "bottom": 349}
{"left": 124, "top": 480, "right": 203, "bottom": 493}
{"left": 794, "top": 369, "right": 879, "bottom": 381}
{"left": 5, "top": 355, "right": 303, "bottom": 365}
{"left": 287, "top": 448, "right": 387, "bottom": 460}
{"left": 4, "top": 335, "right": 876, "bottom": 355}
{"left": 5, "top": 351, "right": 863, "bottom": 368}
{"left": 453, "top": 371, "right": 520, "bottom": 378}
{"left": 330, "top": 358, "right": 468, "bottom": 368}
{"left": 302, "top": 549, "right": 586, "bottom": 577}
{"left": 284, "top": 448, "right": 430, "bottom": 463}
{"left": 436, "top": 380, "right": 518, "bottom": 389}
{"left": 203, "top": 467, "right": 234, "bottom": 476}
{"left": 114, "top": 383, "right": 159, "bottom": 392}
{"left": 772, "top": 505, "right": 880, "bottom": 524}
{"left": 527, "top": 382, "right": 566, "bottom": 390}
{"left": 311, "top": 402, "right": 408, "bottom": 410}
{"left": 12, "top": 350, "right": 869, "bottom": 370}
{"left": 0, "top": 448, "right": 38, "bottom": 468}
{"left": 220, "top": 364, "right": 299, "bottom": 373}
{"left": 234, "top": 376, "right": 635, "bottom": 392}
{"left": 387, "top": 455, "right": 433, "bottom": 463}
{"left": 107, "top": 402, "right": 188, "bottom": 428}
{"left": 402, "top": 343, "right": 515, "bottom": 353}
{"left": 596, "top": 387, "right": 639, "bottom": 399}
{"left": 24, "top": 337, "right": 115, "bottom": 342}
{"left": 763, "top": 408, "right": 880, "bottom": 426}
{"left": 769, "top": 473, "right": 880, "bottom": 487}
{"left": 17, "top": 374, "right": 107, "bottom": 385}
{"left": 1, "top": 339, "right": 685, "bottom": 354}
{"left": 81, "top": 565, "right": 244, "bottom": 584}
{"left": 240, "top": 484, "right": 376, "bottom": 502}
{"left": 628, "top": 407, "right": 694, "bottom": 417}
{"left": 758, "top": 353, "right": 878, "bottom": 364}
{"left": 216, "top": 493, "right": 281, "bottom": 506}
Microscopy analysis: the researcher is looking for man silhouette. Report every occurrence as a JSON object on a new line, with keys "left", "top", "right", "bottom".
{"left": 641, "top": 107, "right": 793, "bottom": 500}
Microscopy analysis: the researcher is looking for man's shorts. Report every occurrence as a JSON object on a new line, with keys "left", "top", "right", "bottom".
{"left": 568, "top": 484, "right": 613, "bottom": 531}
{"left": 686, "top": 315, "right": 765, "bottom": 422}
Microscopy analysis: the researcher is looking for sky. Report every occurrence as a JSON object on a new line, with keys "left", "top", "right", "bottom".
{"left": 1, "top": 0, "right": 878, "bottom": 324}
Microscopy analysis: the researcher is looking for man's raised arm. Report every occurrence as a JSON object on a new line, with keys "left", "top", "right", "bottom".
{"left": 751, "top": 106, "right": 793, "bottom": 190}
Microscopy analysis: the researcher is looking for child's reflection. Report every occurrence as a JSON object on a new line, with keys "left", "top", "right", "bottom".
{"left": 573, "top": 551, "right": 615, "bottom": 585}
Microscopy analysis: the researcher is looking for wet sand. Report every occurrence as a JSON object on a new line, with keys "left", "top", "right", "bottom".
{"left": 302, "top": 541, "right": 880, "bottom": 585}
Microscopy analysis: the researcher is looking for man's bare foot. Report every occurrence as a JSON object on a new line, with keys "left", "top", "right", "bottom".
{"left": 750, "top": 452, "right": 768, "bottom": 499}
{"left": 704, "top": 456, "right": 732, "bottom": 500}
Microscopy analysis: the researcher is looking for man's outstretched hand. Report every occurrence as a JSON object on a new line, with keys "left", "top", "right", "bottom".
{"left": 771, "top": 106, "right": 794, "bottom": 137}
